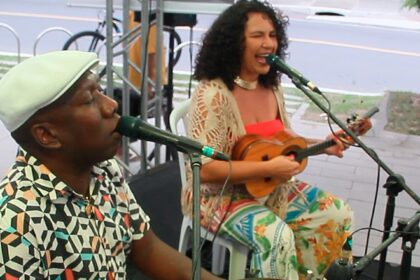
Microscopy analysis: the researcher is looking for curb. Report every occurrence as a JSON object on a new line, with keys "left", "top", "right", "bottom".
{"left": 275, "top": 4, "right": 420, "bottom": 31}
{"left": 306, "top": 15, "right": 420, "bottom": 31}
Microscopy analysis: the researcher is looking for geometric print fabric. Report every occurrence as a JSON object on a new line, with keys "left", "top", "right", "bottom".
{"left": 0, "top": 148, "right": 150, "bottom": 279}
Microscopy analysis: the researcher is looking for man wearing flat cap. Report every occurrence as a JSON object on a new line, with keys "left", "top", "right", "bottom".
{"left": 0, "top": 51, "right": 220, "bottom": 279}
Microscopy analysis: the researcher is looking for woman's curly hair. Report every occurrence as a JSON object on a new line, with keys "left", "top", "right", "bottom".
{"left": 193, "top": 0, "right": 289, "bottom": 90}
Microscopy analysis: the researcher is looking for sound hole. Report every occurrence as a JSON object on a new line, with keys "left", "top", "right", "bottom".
{"left": 286, "top": 151, "right": 297, "bottom": 161}
{"left": 261, "top": 154, "right": 271, "bottom": 182}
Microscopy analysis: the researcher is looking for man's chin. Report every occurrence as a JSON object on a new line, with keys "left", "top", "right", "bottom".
{"left": 97, "top": 147, "right": 120, "bottom": 163}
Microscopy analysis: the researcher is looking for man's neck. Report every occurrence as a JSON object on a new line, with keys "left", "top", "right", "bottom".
{"left": 33, "top": 151, "right": 93, "bottom": 196}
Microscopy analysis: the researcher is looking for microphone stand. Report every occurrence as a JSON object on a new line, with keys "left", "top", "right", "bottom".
{"left": 326, "top": 211, "right": 420, "bottom": 280}
{"left": 352, "top": 211, "right": 420, "bottom": 279}
{"left": 377, "top": 174, "right": 403, "bottom": 279}
{"left": 399, "top": 212, "right": 420, "bottom": 280}
{"left": 289, "top": 76, "right": 420, "bottom": 278}
{"left": 189, "top": 152, "right": 202, "bottom": 280}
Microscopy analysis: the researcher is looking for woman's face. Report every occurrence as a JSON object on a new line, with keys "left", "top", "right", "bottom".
{"left": 240, "top": 12, "right": 278, "bottom": 81}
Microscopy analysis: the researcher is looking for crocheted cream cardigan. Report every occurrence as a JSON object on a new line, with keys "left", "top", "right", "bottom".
{"left": 181, "top": 78, "right": 297, "bottom": 226}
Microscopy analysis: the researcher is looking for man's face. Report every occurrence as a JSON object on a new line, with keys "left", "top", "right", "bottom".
{"left": 46, "top": 71, "right": 121, "bottom": 164}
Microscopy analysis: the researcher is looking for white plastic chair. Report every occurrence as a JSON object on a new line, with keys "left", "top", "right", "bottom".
{"left": 169, "top": 99, "right": 250, "bottom": 279}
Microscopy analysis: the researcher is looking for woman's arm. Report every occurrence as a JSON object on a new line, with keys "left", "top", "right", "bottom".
{"left": 200, "top": 156, "right": 300, "bottom": 184}
{"left": 285, "top": 128, "right": 347, "bottom": 158}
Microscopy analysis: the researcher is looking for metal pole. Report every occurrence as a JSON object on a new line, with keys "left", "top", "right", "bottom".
{"left": 121, "top": 0, "right": 130, "bottom": 167}
{"left": 140, "top": 0, "right": 150, "bottom": 172}
{"left": 105, "top": 0, "right": 114, "bottom": 100}
{"left": 154, "top": 0, "right": 164, "bottom": 165}
{"left": 190, "top": 153, "right": 202, "bottom": 280}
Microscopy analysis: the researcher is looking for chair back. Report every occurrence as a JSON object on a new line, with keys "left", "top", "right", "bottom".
{"left": 170, "top": 98, "right": 250, "bottom": 279}
{"left": 169, "top": 98, "right": 191, "bottom": 186}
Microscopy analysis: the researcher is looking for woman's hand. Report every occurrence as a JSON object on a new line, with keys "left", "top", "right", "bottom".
{"left": 324, "top": 133, "right": 349, "bottom": 158}
{"left": 265, "top": 155, "right": 301, "bottom": 179}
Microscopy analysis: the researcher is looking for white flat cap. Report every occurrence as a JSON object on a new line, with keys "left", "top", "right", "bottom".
{"left": 0, "top": 51, "right": 99, "bottom": 132}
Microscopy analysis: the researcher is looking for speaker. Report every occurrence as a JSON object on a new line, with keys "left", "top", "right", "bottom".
{"left": 128, "top": 161, "right": 183, "bottom": 249}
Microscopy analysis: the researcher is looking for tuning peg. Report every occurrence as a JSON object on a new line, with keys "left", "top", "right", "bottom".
{"left": 347, "top": 113, "right": 359, "bottom": 123}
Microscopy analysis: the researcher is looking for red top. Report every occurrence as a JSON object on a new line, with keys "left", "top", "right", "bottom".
{"left": 244, "top": 119, "right": 284, "bottom": 137}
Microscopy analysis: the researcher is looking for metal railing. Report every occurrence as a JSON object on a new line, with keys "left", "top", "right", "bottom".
{"left": 0, "top": 23, "right": 21, "bottom": 63}
{"left": 33, "top": 27, "right": 74, "bottom": 55}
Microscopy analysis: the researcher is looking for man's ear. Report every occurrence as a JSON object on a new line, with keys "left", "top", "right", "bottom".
{"left": 30, "top": 123, "right": 62, "bottom": 149}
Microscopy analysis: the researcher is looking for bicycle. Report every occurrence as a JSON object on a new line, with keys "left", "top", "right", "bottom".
{"left": 62, "top": 12, "right": 183, "bottom": 67}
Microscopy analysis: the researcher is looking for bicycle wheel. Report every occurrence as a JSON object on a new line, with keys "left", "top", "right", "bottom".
{"left": 63, "top": 28, "right": 182, "bottom": 66}
{"left": 163, "top": 26, "right": 182, "bottom": 67}
{"left": 62, "top": 31, "right": 105, "bottom": 52}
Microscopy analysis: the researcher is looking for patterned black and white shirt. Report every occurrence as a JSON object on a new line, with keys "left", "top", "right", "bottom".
{"left": 0, "top": 148, "right": 150, "bottom": 279}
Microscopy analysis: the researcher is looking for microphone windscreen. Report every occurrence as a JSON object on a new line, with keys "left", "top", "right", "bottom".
{"left": 116, "top": 116, "right": 138, "bottom": 138}
{"left": 325, "top": 260, "right": 353, "bottom": 280}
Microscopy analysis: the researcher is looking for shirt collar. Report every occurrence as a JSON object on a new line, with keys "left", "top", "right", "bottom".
{"left": 15, "top": 148, "right": 111, "bottom": 202}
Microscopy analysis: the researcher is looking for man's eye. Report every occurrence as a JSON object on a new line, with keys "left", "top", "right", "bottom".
{"left": 85, "top": 93, "right": 95, "bottom": 104}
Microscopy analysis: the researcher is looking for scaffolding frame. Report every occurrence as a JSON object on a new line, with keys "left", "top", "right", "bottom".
{"left": 102, "top": 0, "right": 165, "bottom": 174}
{"left": 99, "top": 0, "right": 234, "bottom": 174}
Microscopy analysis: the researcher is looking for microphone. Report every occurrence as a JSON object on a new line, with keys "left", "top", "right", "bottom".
{"left": 324, "top": 261, "right": 353, "bottom": 280}
{"left": 116, "top": 116, "right": 230, "bottom": 161}
{"left": 324, "top": 236, "right": 354, "bottom": 280}
{"left": 265, "top": 54, "right": 322, "bottom": 94}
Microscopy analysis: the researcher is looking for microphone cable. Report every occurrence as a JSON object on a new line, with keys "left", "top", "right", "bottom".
{"left": 364, "top": 158, "right": 381, "bottom": 255}
{"left": 320, "top": 93, "right": 383, "bottom": 256}
{"left": 192, "top": 159, "right": 233, "bottom": 277}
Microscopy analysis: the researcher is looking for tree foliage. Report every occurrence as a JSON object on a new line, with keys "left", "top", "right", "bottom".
{"left": 404, "top": 0, "right": 420, "bottom": 10}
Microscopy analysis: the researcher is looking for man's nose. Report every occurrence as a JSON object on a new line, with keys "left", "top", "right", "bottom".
{"left": 101, "top": 94, "right": 119, "bottom": 117}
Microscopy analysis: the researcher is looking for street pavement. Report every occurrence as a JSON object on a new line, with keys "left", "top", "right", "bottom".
{"left": 0, "top": 0, "right": 419, "bottom": 271}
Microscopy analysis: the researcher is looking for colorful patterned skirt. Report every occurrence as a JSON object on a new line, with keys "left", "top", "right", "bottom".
{"left": 215, "top": 182, "right": 353, "bottom": 279}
